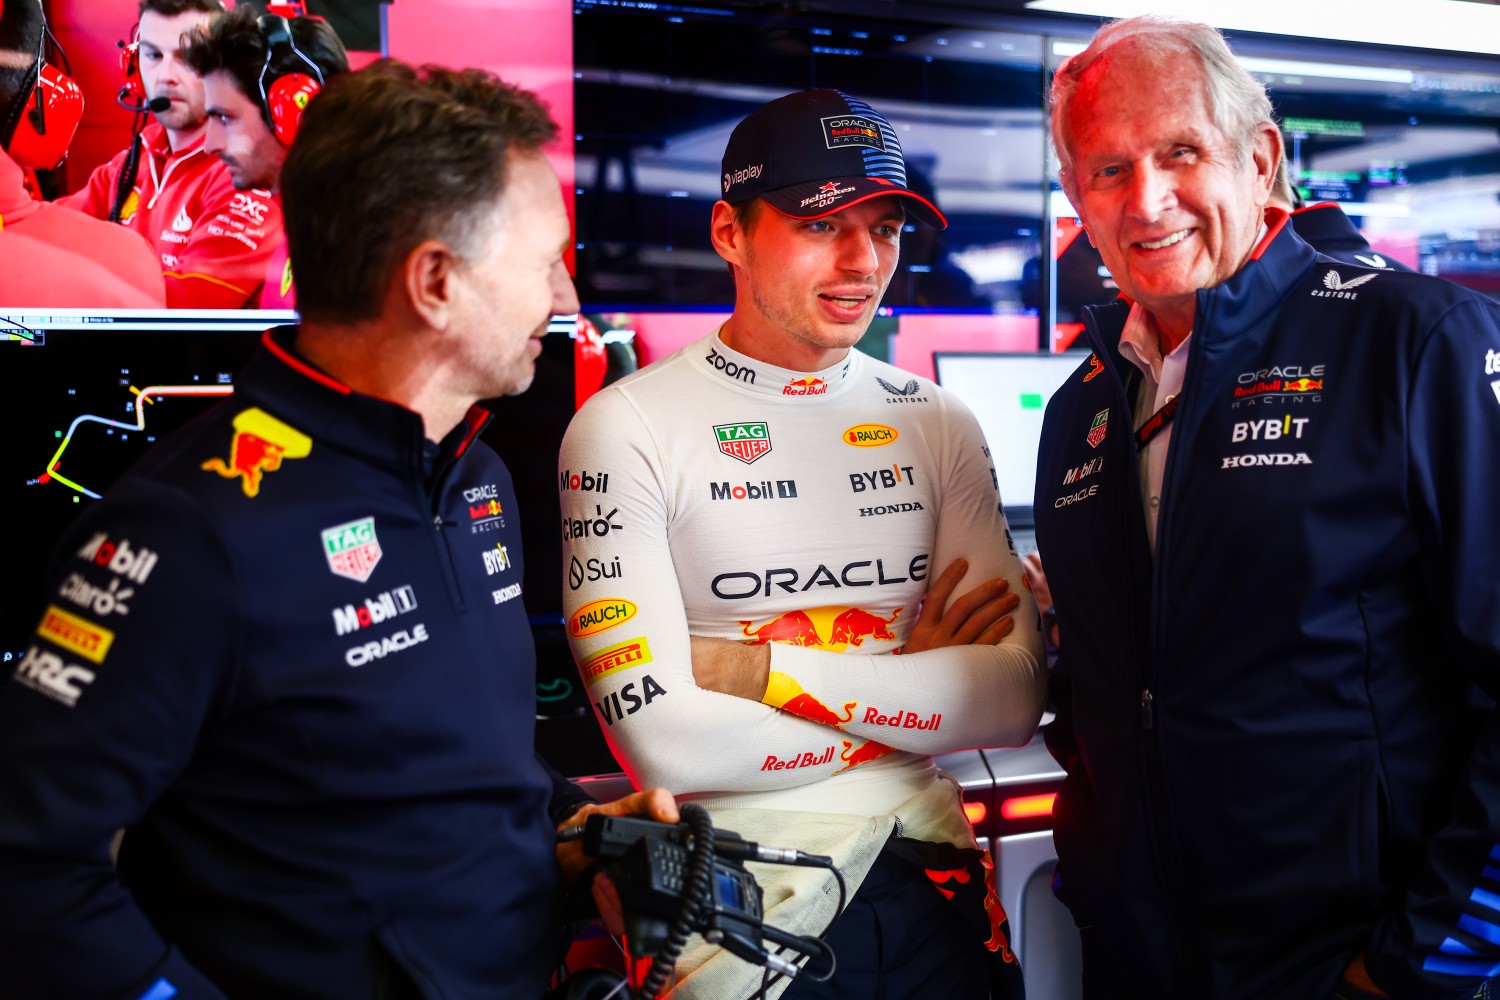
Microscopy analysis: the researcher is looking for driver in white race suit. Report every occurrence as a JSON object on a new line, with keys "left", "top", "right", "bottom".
{"left": 560, "top": 89, "right": 1046, "bottom": 1000}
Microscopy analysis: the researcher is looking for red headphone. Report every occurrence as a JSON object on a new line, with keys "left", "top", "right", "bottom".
{"left": 117, "top": 24, "right": 145, "bottom": 108}
{"left": 257, "top": 14, "right": 323, "bottom": 147}
{"left": 3, "top": 19, "right": 84, "bottom": 170}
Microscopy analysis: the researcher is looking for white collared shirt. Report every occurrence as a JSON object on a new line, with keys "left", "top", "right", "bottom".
{"left": 1118, "top": 303, "right": 1191, "bottom": 553}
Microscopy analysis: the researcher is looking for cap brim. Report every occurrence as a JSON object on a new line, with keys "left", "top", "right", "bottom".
{"left": 761, "top": 177, "right": 948, "bottom": 229}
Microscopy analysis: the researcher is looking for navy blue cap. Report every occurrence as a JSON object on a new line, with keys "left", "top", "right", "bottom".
{"left": 719, "top": 88, "right": 946, "bottom": 228}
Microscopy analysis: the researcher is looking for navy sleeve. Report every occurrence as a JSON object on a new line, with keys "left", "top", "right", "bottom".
{"left": 0, "top": 484, "right": 238, "bottom": 1000}
{"left": 1366, "top": 294, "right": 1500, "bottom": 997}
{"left": 542, "top": 753, "right": 597, "bottom": 827}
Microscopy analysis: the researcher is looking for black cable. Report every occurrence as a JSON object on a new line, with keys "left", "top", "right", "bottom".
{"left": 109, "top": 123, "right": 145, "bottom": 223}
{"left": 635, "top": 802, "right": 715, "bottom": 1000}
{"left": 756, "top": 859, "right": 847, "bottom": 995}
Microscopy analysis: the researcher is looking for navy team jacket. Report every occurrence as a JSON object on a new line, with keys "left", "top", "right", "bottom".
{"left": 1035, "top": 212, "right": 1500, "bottom": 999}
{"left": 0, "top": 328, "right": 589, "bottom": 999}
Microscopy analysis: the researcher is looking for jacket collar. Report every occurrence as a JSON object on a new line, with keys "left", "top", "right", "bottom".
{"left": 1082, "top": 211, "right": 1317, "bottom": 369}
{"left": 234, "top": 327, "right": 493, "bottom": 472}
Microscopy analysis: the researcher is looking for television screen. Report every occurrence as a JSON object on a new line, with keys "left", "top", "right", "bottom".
{"left": 1048, "top": 36, "right": 1500, "bottom": 344}
{"left": 572, "top": 0, "right": 1048, "bottom": 318}
{"left": 933, "top": 350, "right": 1087, "bottom": 527}
{"left": 2, "top": 316, "right": 265, "bottom": 658}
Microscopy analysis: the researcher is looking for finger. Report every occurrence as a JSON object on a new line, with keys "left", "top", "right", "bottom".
{"left": 976, "top": 613, "right": 1017, "bottom": 645}
{"left": 916, "top": 557, "right": 968, "bottom": 626}
{"left": 639, "top": 786, "right": 680, "bottom": 824}
{"left": 950, "top": 590, "right": 1020, "bottom": 645}
{"left": 591, "top": 787, "right": 679, "bottom": 824}
{"left": 938, "top": 575, "right": 1012, "bottom": 628}
{"left": 1022, "top": 554, "right": 1052, "bottom": 605}
{"left": 593, "top": 873, "right": 625, "bottom": 936}
{"left": 556, "top": 801, "right": 597, "bottom": 832}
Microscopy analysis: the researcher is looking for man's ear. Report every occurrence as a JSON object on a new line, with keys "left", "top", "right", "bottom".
{"left": 402, "top": 239, "right": 460, "bottom": 331}
{"left": 709, "top": 199, "right": 746, "bottom": 269}
{"left": 1249, "top": 123, "right": 1282, "bottom": 207}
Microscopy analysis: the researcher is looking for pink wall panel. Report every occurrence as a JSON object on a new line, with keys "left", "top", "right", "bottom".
{"left": 385, "top": 0, "right": 575, "bottom": 256}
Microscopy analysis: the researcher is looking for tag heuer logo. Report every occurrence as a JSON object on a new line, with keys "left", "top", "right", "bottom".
{"left": 714, "top": 422, "right": 771, "bottom": 464}
{"left": 322, "top": 517, "right": 382, "bottom": 582}
{"left": 1086, "top": 409, "right": 1108, "bottom": 448}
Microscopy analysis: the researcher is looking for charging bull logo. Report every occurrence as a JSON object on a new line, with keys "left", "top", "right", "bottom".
{"left": 924, "top": 852, "right": 1018, "bottom": 964}
{"left": 761, "top": 670, "right": 894, "bottom": 773}
{"left": 763, "top": 669, "right": 857, "bottom": 728}
{"left": 201, "top": 408, "right": 312, "bottom": 497}
{"left": 836, "top": 737, "right": 895, "bottom": 773}
{"left": 739, "top": 605, "right": 901, "bottom": 651}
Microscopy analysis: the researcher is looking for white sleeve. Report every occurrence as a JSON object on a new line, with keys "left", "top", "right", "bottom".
{"left": 764, "top": 394, "right": 1047, "bottom": 753}
{"left": 560, "top": 388, "right": 869, "bottom": 795}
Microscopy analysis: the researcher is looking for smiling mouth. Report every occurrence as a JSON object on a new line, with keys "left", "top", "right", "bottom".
{"left": 1137, "top": 229, "right": 1191, "bottom": 250}
{"left": 820, "top": 293, "right": 873, "bottom": 308}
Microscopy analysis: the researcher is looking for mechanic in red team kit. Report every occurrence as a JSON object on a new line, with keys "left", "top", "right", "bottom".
{"left": 181, "top": 3, "right": 349, "bottom": 309}
{"left": 59, "top": 0, "right": 281, "bottom": 308}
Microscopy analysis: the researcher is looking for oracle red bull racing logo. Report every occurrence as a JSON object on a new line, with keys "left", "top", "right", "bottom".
{"left": 821, "top": 115, "right": 885, "bottom": 151}
{"left": 465, "top": 484, "right": 504, "bottom": 532}
{"left": 201, "top": 407, "right": 312, "bottom": 497}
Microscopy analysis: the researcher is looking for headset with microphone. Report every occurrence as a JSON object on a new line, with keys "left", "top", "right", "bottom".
{"left": 115, "top": 24, "right": 169, "bottom": 115}
{"left": 2, "top": 5, "right": 84, "bottom": 171}
{"left": 257, "top": 14, "right": 323, "bottom": 147}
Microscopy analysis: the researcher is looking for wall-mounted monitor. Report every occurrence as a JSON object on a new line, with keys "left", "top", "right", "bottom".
{"left": 934, "top": 350, "right": 1087, "bottom": 528}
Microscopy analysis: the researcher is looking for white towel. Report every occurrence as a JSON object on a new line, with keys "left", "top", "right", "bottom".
{"left": 661, "top": 772, "right": 975, "bottom": 1000}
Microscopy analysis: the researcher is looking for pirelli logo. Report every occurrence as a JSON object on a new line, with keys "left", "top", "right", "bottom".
{"left": 581, "top": 637, "right": 653, "bottom": 686}
{"left": 37, "top": 604, "right": 115, "bottom": 664}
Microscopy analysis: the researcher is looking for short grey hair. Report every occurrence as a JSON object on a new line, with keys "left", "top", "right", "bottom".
{"left": 1050, "top": 16, "right": 1273, "bottom": 198}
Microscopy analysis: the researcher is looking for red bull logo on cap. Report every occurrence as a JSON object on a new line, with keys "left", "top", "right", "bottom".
{"left": 201, "top": 407, "right": 312, "bottom": 498}
{"left": 820, "top": 114, "right": 886, "bottom": 151}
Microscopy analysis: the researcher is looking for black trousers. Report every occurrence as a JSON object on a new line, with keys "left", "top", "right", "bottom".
{"left": 780, "top": 846, "right": 993, "bottom": 1000}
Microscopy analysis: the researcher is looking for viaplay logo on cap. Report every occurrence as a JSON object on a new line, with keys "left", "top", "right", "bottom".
{"left": 723, "top": 163, "right": 764, "bottom": 194}
{"left": 821, "top": 115, "right": 885, "bottom": 151}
